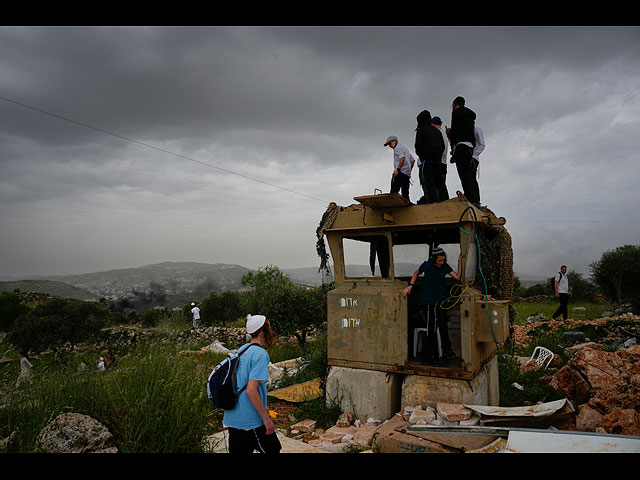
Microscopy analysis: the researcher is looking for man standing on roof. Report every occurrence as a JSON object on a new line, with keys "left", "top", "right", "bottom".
{"left": 384, "top": 135, "right": 415, "bottom": 201}
{"left": 414, "top": 110, "right": 445, "bottom": 204}
{"left": 431, "top": 116, "right": 450, "bottom": 201}
{"left": 447, "top": 96, "right": 480, "bottom": 207}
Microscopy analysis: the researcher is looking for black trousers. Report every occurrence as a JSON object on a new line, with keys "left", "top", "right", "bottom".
{"left": 553, "top": 293, "right": 569, "bottom": 320}
{"left": 390, "top": 171, "right": 411, "bottom": 200}
{"left": 420, "top": 161, "right": 445, "bottom": 204}
{"left": 454, "top": 144, "right": 480, "bottom": 205}
{"left": 227, "top": 425, "right": 282, "bottom": 454}
{"left": 440, "top": 163, "right": 450, "bottom": 200}
{"left": 421, "top": 303, "right": 452, "bottom": 360}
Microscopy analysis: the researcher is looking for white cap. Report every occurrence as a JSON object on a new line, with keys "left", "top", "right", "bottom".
{"left": 246, "top": 314, "right": 266, "bottom": 334}
{"left": 384, "top": 135, "right": 398, "bottom": 146}
{"left": 191, "top": 302, "right": 195, "bottom": 306}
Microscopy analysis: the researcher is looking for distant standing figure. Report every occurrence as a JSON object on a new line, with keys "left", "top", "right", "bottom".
{"left": 384, "top": 135, "right": 415, "bottom": 201}
{"left": 552, "top": 266, "right": 572, "bottom": 321}
{"left": 16, "top": 351, "right": 33, "bottom": 388}
{"left": 191, "top": 302, "right": 201, "bottom": 329}
{"left": 97, "top": 357, "right": 106, "bottom": 372}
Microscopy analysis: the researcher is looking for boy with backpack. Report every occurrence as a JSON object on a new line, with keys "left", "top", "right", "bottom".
{"left": 221, "top": 314, "right": 281, "bottom": 453}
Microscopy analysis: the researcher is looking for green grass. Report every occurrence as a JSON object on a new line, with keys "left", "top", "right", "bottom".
{"left": 511, "top": 299, "right": 618, "bottom": 325}
{"left": 0, "top": 341, "right": 220, "bottom": 453}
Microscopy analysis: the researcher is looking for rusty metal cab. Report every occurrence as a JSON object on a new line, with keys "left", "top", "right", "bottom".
{"left": 321, "top": 193, "right": 513, "bottom": 380}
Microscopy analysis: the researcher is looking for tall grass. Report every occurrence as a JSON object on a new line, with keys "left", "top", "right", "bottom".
{"left": 1, "top": 341, "right": 220, "bottom": 453}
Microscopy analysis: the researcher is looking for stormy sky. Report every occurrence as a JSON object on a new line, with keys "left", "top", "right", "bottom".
{"left": 1, "top": 26, "right": 639, "bottom": 279}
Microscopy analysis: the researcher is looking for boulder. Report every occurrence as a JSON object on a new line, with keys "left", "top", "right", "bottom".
{"left": 601, "top": 409, "right": 640, "bottom": 436}
{"left": 37, "top": 413, "right": 117, "bottom": 453}
{"left": 576, "top": 404, "right": 604, "bottom": 432}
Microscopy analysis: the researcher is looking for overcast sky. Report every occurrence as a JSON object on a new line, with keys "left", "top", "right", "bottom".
{"left": 1, "top": 26, "right": 639, "bottom": 279}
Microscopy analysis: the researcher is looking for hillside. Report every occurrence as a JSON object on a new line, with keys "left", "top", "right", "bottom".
{"left": 2, "top": 261, "right": 548, "bottom": 302}
{"left": 25, "top": 262, "right": 252, "bottom": 299}
{"left": 0, "top": 280, "right": 98, "bottom": 301}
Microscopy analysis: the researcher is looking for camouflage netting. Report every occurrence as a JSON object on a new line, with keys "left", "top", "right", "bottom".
{"left": 476, "top": 222, "right": 514, "bottom": 302}
{"left": 316, "top": 202, "right": 340, "bottom": 276}
{"left": 477, "top": 205, "right": 516, "bottom": 336}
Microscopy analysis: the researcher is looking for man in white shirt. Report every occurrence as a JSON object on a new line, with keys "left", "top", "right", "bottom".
{"left": 552, "top": 265, "right": 572, "bottom": 321}
{"left": 191, "top": 302, "right": 201, "bottom": 329}
{"left": 384, "top": 135, "right": 415, "bottom": 201}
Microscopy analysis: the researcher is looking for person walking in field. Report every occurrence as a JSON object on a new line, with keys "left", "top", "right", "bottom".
{"left": 16, "top": 351, "right": 33, "bottom": 388}
{"left": 552, "top": 265, "right": 572, "bottom": 321}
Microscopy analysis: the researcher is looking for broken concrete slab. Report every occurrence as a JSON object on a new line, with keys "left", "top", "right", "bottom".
{"left": 436, "top": 402, "right": 474, "bottom": 422}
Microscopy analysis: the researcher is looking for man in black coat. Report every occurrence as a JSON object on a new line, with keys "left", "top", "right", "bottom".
{"left": 415, "top": 109, "right": 445, "bottom": 204}
{"left": 447, "top": 96, "right": 480, "bottom": 207}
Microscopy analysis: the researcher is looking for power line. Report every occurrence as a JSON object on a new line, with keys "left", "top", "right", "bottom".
{"left": 0, "top": 94, "right": 331, "bottom": 204}
{"left": 509, "top": 220, "right": 640, "bottom": 223}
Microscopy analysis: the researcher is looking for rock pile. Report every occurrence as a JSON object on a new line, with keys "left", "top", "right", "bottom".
{"left": 545, "top": 343, "right": 640, "bottom": 436}
{"left": 286, "top": 412, "right": 380, "bottom": 453}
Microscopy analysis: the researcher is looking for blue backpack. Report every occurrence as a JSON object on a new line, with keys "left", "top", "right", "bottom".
{"left": 207, "top": 343, "right": 260, "bottom": 410}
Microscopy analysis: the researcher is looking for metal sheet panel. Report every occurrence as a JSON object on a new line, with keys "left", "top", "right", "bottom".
{"left": 505, "top": 430, "right": 640, "bottom": 453}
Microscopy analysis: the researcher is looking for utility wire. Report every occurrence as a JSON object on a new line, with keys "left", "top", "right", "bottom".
{"left": 0, "top": 95, "right": 331, "bottom": 204}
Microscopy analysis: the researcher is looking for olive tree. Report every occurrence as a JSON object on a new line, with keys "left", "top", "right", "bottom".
{"left": 242, "top": 265, "right": 328, "bottom": 353}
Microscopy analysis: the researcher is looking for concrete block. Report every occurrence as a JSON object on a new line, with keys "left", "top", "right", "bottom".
{"left": 326, "top": 366, "right": 402, "bottom": 422}
{"left": 401, "top": 356, "right": 500, "bottom": 408}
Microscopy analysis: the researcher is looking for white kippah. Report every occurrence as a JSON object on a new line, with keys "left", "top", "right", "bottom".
{"left": 246, "top": 314, "right": 266, "bottom": 334}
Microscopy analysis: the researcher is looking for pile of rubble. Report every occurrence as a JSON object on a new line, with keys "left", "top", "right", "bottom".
{"left": 545, "top": 342, "right": 640, "bottom": 436}
{"left": 512, "top": 311, "right": 639, "bottom": 348}
{"left": 276, "top": 398, "right": 581, "bottom": 453}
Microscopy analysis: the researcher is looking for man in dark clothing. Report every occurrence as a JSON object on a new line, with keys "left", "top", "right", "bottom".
{"left": 447, "top": 96, "right": 480, "bottom": 207}
{"left": 414, "top": 110, "right": 445, "bottom": 204}
{"left": 402, "top": 247, "right": 461, "bottom": 365}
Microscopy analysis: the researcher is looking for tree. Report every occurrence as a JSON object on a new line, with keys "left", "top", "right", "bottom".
{"left": 0, "top": 292, "right": 30, "bottom": 331}
{"left": 589, "top": 244, "right": 640, "bottom": 304}
{"left": 199, "top": 290, "right": 244, "bottom": 327}
{"left": 242, "top": 266, "right": 328, "bottom": 353}
{"left": 11, "top": 297, "right": 110, "bottom": 354}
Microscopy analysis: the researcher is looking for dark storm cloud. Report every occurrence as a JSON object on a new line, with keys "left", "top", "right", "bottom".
{"left": 0, "top": 26, "right": 639, "bottom": 276}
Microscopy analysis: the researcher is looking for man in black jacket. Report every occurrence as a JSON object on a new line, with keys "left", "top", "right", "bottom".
{"left": 415, "top": 109, "right": 445, "bottom": 204}
{"left": 447, "top": 96, "right": 480, "bottom": 207}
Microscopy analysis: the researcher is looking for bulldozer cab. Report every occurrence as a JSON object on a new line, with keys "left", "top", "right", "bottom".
{"left": 320, "top": 193, "right": 513, "bottom": 380}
